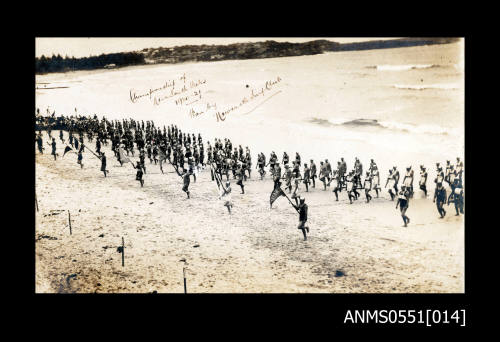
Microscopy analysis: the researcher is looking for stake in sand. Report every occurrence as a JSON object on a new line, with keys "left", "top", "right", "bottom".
{"left": 122, "top": 237, "right": 125, "bottom": 267}
{"left": 180, "top": 258, "right": 187, "bottom": 294}
{"left": 68, "top": 210, "right": 72, "bottom": 235}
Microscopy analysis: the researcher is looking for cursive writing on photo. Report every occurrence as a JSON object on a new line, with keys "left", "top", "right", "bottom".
{"left": 215, "top": 76, "right": 282, "bottom": 122}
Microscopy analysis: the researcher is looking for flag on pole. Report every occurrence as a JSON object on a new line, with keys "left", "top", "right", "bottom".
{"left": 270, "top": 186, "right": 286, "bottom": 206}
{"left": 213, "top": 167, "right": 221, "bottom": 189}
{"left": 118, "top": 147, "right": 130, "bottom": 164}
{"left": 63, "top": 145, "right": 74, "bottom": 157}
{"left": 211, "top": 163, "right": 227, "bottom": 193}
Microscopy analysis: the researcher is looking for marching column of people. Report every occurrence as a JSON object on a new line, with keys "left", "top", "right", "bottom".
{"left": 36, "top": 112, "right": 464, "bottom": 239}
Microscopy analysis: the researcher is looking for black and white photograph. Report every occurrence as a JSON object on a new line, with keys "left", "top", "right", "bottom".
{"left": 34, "top": 37, "right": 465, "bottom": 295}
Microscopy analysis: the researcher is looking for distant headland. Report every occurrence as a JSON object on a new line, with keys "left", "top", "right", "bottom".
{"left": 35, "top": 38, "right": 460, "bottom": 75}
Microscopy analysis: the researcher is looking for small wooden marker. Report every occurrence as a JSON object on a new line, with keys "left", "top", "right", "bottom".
{"left": 35, "top": 193, "right": 39, "bottom": 212}
{"left": 183, "top": 266, "right": 187, "bottom": 294}
{"left": 68, "top": 210, "right": 72, "bottom": 235}
{"left": 121, "top": 237, "right": 125, "bottom": 267}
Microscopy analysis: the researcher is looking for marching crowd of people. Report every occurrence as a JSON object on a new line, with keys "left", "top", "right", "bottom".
{"left": 36, "top": 112, "right": 465, "bottom": 240}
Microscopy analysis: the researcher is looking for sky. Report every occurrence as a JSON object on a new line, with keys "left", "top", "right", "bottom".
{"left": 35, "top": 37, "right": 401, "bottom": 58}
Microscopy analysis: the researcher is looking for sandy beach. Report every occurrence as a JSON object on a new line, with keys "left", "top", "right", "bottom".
{"left": 35, "top": 40, "right": 464, "bottom": 293}
{"left": 35, "top": 130, "right": 464, "bottom": 293}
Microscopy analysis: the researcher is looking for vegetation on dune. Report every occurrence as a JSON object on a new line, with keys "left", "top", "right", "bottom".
{"left": 35, "top": 38, "right": 460, "bottom": 75}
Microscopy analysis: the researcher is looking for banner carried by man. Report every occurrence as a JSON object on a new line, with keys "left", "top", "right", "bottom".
{"left": 270, "top": 185, "right": 286, "bottom": 208}
{"left": 63, "top": 145, "right": 75, "bottom": 157}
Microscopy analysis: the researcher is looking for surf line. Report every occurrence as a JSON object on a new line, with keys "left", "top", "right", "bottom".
{"left": 241, "top": 90, "right": 282, "bottom": 115}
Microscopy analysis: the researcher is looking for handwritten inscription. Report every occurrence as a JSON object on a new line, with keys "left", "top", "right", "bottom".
{"left": 215, "top": 76, "right": 282, "bottom": 122}
{"left": 129, "top": 73, "right": 207, "bottom": 109}
{"left": 128, "top": 74, "right": 281, "bottom": 121}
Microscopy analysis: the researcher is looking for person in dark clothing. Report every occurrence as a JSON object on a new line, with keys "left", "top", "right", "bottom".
{"left": 77, "top": 149, "right": 83, "bottom": 168}
{"left": 273, "top": 164, "right": 282, "bottom": 190}
{"left": 396, "top": 185, "right": 411, "bottom": 227}
{"left": 310, "top": 160, "right": 317, "bottom": 188}
{"left": 139, "top": 149, "right": 146, "bottom": 174}
{"left": 133, "top": 161, "right": 144, "bottom": 187}
{"left": 49, "top": 138, "right": 57, "bottom": 160}
{"left": 293, "top": 197, "right": 309, "bottom": 241}
{"left": 100, "top": 152, "right": 108, "bottom": 177}
{"left": 182, "top": 169, "right": 191, "bottom": 199}
{"left": 419, "top": 165, "right": 428, "bottom": 197}
{"left": 257, "top": 153, "right": 266, "bottom": 180}
{"left": 433, "top": 182, "right": 447, "bottom": 218}
{"left": 447, "top": 180, "right": 464, "bottom": 216}
{"left": 364, "top": 171, "right": 372, "bottom": 203}
{"left": 36, "top": 134, "right": 43, "bottom": 154}
{"left": 236, "top": 164, "right": 245, "bottom": 194}
{"left": 303, "top": 163, "right": 310, "bottom": 192}
{"left": 79, "top": 135, "right": 85, "bottom": 152}
{"left": 96, "top": 138, "right": 102, "bottom": 155}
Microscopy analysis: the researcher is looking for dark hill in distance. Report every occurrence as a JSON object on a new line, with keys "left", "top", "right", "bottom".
{"left": 35, "top": 38, "right": 460, "bottom": 74}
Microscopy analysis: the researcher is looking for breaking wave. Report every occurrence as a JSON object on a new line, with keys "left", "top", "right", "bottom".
{"left": 309, "top": 117, "right": 456, "bottom": 136}
{"left": 393, "top": 83, "right": 460, "bottom": 90}
{"left": 366, "top": 64, "right": 440, "bottom": 71}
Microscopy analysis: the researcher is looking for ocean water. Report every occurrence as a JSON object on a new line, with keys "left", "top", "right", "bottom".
{"left": 36, "top": 40, "right": 464, "bottom": 182}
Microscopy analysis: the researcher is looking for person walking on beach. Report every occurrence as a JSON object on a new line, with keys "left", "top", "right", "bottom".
{"left": 395, "top": 185, "right": 411, "bottom": 227}
{"left": 346, "top": 171, "right": 357, "bottom": 204}
{"left": 433, "top": 182, "right": 447, "bottom": 218}
{"left": 77, "top": 148, "right": 83, "bottom": 168}
{"left": 36, "top": 134, "right": 43, "bottom": 154}
{"left": 236, "top": 164, "right": 245, "bottom": 194}
{"left": 340, "top": 158, "right": 347, "bottom": 184}
{"left": 96, "top": 138, "right": 101, "bottom": 155}
{"left": 385, "top": 169, "right": 396, "bottom": 201}
{"left": 435, "top": 165, "right": 444, "bottom": 184}
{"left": 319, "top": 161, "right": 328, "bottom": 190}
{"left": 447, "top": 179, "right": 464, "bottom": 216}
{"left": 303, "top": 163, "right": 310, "bottom": 192}
{"left": 455, "top": 157, "right": 464, "bottom": 187}
{"left": 325, "top": 159, "right": 332, "bottom": 184}
{"left": 364, "top": 171, "right": 373, "bottom": 203}
{"left": 257, "top": 153, "right": 266, "bottom": 180}
{"left": 447, "top": 178, "right": 464, "bottom": 216}
{"left": 133, "top": 161, "right": 144, "bottom": 187}
{"left": 284, "top": 165, "right": 293, "bottom": 193}
{"left": 331, "top": 170, "right": 341, "bottom": 201}
{"left": 273, "top": 163, "right": 282, "bottom": 190}
{"left": 182, "top": 168, "right": 191, "bottom": 199}
{"left": 100, "top": 152, "right": 108, "bottom": 177}
{"left": 371, "top": 166, "right": 381, "bottom": 198}
{"left": 48, "top": 138, "right": 57, "bottom": 160}
{"left": 403, "top": 166, "right": 414, "bottom": 198}
{"left": 59, "top": 130, "right": 64, "bottom": 143}
{"left": 293, "top": 197, "right": 309, "bottom": 241}
{"left": 310, "top": 159, "right": 317, "bottom": 188}
{"left": 291, "top": 164, "right": 301, "bottom": 205}
{"left": 282, "top": 152, "right": 289, "bottom": 167}
{"left": 392, "top": 166, "right": 400, "bottom": 194}
{"left": 419, "top": 165, "right": 428, "bottom": 197}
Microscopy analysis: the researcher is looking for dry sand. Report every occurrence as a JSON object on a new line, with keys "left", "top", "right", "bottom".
{"left": 35, "top": 132, "right": 464, "bottom": 293}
